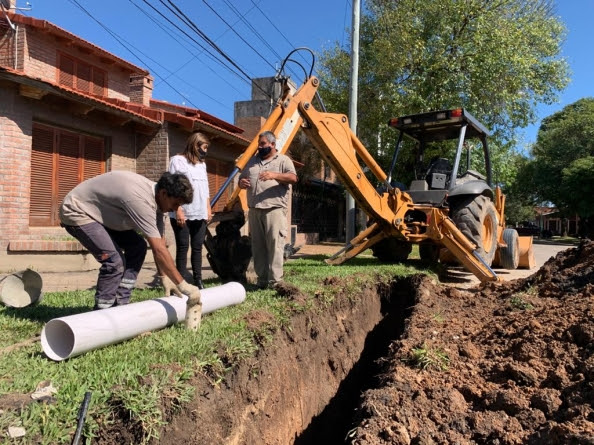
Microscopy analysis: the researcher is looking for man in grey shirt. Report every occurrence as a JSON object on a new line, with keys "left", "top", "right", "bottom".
{"left": 60, "top": 171, "right": 202, "bottom": 327}
{"left": 238, "top": 131, "right": 297, "bottom": 288}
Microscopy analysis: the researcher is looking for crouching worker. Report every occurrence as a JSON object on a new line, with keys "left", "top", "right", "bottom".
{"left": 59, "top": 171, "right": 202, "bottom": 329}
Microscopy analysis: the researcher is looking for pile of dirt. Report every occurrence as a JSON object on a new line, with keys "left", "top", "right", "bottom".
{"left": 352, "top": 240, "right": 594, "bottom": 444}
{"left": 151, "top": 241, "right": 594, "bottom": 444}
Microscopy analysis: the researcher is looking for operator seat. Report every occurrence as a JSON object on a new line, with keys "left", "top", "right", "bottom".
{"left": 425, "top": 157, "right": 452, "bottom": 190}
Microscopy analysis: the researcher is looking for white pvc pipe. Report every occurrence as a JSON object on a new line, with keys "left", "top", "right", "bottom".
{"left": 41, "top": 282, "right": 246, "bottom": 361}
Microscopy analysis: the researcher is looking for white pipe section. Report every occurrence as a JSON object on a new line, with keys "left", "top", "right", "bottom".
{"left": 41, "top": 282, "right": 245, "bottom": 361}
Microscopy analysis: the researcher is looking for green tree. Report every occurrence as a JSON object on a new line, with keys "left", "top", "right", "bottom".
{"left": 530, "top": 98, "right": 594, "bottom": 236}
{"left": 317, "top": 0, "right": 569, "bottom": 180}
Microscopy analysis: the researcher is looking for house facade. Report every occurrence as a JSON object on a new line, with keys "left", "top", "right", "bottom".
{"left": 0, "top": 9, "right": 250, "bottom": 272}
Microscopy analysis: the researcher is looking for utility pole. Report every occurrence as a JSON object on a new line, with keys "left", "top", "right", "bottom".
{"left": 346, "top": 0, "right": 360, "bottom": 242}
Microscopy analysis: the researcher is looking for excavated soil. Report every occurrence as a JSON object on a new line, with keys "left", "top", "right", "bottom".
{"left": 112, "top": 241, "right": 594, "bottom": 444}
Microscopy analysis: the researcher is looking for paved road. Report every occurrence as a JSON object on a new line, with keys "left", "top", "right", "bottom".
{"left": 443, "top": 241, "right": 573, "bottom": 288}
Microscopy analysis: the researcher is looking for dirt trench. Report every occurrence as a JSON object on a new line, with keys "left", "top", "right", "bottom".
{"left": 157, "top": 277, "right": 418, "bottom": 445}
{"left": 150, "top": 240, "right": 594, "bottom": 444}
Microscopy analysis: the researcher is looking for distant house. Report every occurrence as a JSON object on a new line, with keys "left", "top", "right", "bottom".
{"left": 0, "top": 8, "right": 250, "bottom": 271}
{"left": 534, "top": 206, "right": 580, "bottom": 237}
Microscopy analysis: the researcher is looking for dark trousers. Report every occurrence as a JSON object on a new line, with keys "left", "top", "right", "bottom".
{"left": 63, "top": 222, "right": 147, "bottom": 308}
{"left": 169, "top": 218, "right": 207, "bottom": 282}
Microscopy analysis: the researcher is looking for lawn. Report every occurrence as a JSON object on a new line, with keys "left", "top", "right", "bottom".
{"left": 0, "top": 253, "right": 430, "bottom": 444}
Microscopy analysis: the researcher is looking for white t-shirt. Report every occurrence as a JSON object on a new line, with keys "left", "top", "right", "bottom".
{"left": 168, "top": 155, "right": 209, "bottom": 220}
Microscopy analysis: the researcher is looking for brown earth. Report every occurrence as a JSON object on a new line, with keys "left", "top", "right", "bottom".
{"left": 103, "top": 241, "right": 594, "bottom": 444}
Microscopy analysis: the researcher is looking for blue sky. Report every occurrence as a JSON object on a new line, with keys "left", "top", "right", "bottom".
{"left": 18, "top": 0, "right": 593, "bottom": 147}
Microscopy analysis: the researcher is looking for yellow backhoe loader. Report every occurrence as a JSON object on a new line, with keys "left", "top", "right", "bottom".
{"left": 205, "top": 50, "right": 534, "bottom": 284}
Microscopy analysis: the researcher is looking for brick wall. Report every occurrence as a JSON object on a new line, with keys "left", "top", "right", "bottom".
{"left": 235, "top": 116, "right": 265, "bottom": 142}
{"left": 0, "top": 87, "right": 34, "bottom": 252}
{"left": 24, "top": 27, "right": 131, "bottom": 101}
{"left": 129, "top": 74, "right": 153, "bottom": 106}
{"left": 136, "top": 123, "right": 169, "bottom": 181}
{"left": 0, "top": 87, "right": 141, "bottom": 255}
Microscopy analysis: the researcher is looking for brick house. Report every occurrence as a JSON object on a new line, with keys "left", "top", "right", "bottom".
{"left": 0, "top": 9, "right": 250, "bottom": 272}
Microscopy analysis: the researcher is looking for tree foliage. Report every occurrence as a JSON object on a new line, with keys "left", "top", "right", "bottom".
{"left": 527, "top": 98, "right": 594, "bottom": 236}
{"left": 316, "top": 0, "right": 569, "bottom": 182}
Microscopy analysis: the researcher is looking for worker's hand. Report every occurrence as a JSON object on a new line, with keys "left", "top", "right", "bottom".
{"left": 239, "top": 178, "right": 251, "bottom": 189}
{"left": 259, "top": 171, "right": 276, "bottom": 181}
{"left": 176, "top": 208, "right": 186, "bottom": 227}
{"left": 176, "top": 280, "right": 201, "bottom": 306}
{"left": 160, "top": 275, "right": 182, "bottom": 297}
{"left": 185, "top": 302, "right": 202, "bottom": 331}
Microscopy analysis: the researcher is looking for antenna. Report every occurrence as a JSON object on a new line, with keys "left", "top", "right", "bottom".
{"left": 0, "top": 0, "right": 16, "bottom": 32}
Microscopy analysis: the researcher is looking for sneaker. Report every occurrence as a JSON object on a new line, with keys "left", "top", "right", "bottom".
{"left": 93, "top": 300, "right": 115, "bottom": 310}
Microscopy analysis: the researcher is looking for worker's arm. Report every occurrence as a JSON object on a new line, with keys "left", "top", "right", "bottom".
{"left": 259, "top": 171, "right": 298, "bottom": 184}
{"left": 147, "top": 236, "right": 183, "bottom": 284}
{"left": 147, "top": 236, "right": 201, "bottom": 307}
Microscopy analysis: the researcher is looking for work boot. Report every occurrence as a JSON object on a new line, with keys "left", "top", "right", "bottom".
{"left": 194, "top": 278, "right": 204, "bottom": 290}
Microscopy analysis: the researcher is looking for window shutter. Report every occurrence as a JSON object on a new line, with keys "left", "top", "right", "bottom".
{"left": 58, "top": 54, "right": 75, "bottom": 88}
{"left": 82, "top": 135, "right": 105, "bottom": 180}
{"left": 92, "top": 69, "right": 106, "bottom": 97}
{"left": 30, "top": 124, "right": 106, "bottom": 227}
{"left": 56, "top": 131, "right": 82, "bottom": 223}
{"left": 77, "top": 61, "right": 92, "bottom": 93}
{"left": 207, "top": 159, "right": 232, "bottom": 212}
{"left": 30, "top": 124, "right": 55, "bottom": 226}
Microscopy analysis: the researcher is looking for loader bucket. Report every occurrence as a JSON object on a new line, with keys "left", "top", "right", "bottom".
{"left": 518, "top": 236, "right": 535, "bottom": 269}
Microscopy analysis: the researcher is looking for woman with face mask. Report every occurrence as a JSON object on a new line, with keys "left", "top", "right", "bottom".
{"left": 168, "top": 132, "right": 212, "bottom": 289}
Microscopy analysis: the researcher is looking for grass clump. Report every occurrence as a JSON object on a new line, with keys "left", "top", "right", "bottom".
{"left": 407, "top": 344, "right": 450, "bottom": 371}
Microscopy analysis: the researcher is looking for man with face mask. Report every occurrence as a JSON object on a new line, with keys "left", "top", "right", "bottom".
{"left": 238, "top": 131, "right": 298, "bottom": 289}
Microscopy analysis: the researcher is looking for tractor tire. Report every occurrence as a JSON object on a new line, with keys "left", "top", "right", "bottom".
{"left": 371, "top": 237, "right": 412, "bottom": 263}
{"left": 419, "top": 241, "right": 440, "bottom": 263}
{"left": 451, "top": 195, "right": 498, "bottom": 266}
{"left": 499, "top": 228, "right": 520, "bottom": 270}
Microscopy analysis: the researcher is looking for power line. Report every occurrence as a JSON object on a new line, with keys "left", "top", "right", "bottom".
{"left": 162, "top": 0, "right": 254, "bottom": 82}
{"left": 139, "top": 0, "right": 251, "bottom": 88}
{"left": 161, "top": 0, "right": 274, "bottom": 100}
{"left": 66, "top": 0, "right": 204, "bottom": 108}
{"left": 201, "top": 0, "right": 276, "bottom": 71}
{"left": 128, "top": 0, "right": 243, "bottom": 101}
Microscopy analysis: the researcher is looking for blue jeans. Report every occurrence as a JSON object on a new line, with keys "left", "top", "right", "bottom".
{"left": 63, "top": 222, "right": 147, "bottom": 308}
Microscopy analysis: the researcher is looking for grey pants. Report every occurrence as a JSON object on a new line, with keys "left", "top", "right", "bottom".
{"left": 63, "top": 222, "right": 147, "bottom": 308}
{"left": 248, "top": 207, "right": 287, "bottom": 286}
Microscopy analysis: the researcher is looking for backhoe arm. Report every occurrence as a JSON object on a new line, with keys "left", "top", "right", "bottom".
{"left": 207, "top": 76, "right": 500, "bottom": 283}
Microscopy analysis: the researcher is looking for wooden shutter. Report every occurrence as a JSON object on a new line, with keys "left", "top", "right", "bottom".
{"left": 77, "top": 61, "right": 92, "bottom": 93}
{"left": 56, "top": 130, "right": 82, "bottom": 223}
{"left": 30, "top": 123, "right": 106, "bottom": 226}
{"left": 82, "top": 135, "right": 105, "bottom": 180}
{"left": 92, "top": 69, "right": 106, "bottom": 97}
{"left": 207, "top": 159, "right": 233, "bottom": 212}
{"left": 58, "top": 54, "right": 75, "bottom": 88}
{"left": 30, "top": 124, "right": 55, "bottom": 226}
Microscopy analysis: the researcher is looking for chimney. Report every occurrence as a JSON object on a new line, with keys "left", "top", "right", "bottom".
{"left": 129, "top": 74, "right": 153, "bottom": 107}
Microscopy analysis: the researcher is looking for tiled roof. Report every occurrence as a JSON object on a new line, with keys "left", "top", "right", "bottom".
{"left": 0, "top": 65, "right": 161, "bottom": 125}
{"left": 150, "top": 98, "right": 245, "bottom": 134}
{"left": 7, "top": 12, "right": 148, "bottom": 75}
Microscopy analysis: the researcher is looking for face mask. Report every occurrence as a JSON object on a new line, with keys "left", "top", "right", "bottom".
{"left": 258, "top": 146, "right": 272, "bottom": 158}
{"left": 198, "top": 148, "right": 207, "bottom": 161}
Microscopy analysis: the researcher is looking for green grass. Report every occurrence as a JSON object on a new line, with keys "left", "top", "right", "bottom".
{"left": 0, "top": 253, "right": 430, "bottom": 444}
{"left": 407, "top": 344, "right": 450, "bottom": 371}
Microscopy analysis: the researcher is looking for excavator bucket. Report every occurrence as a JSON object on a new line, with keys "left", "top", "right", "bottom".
{"left": 518, "top": 236, "right": 535, "bottom": 269}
